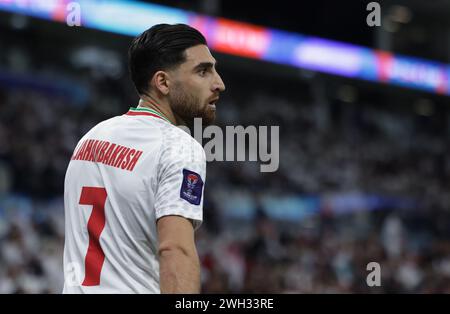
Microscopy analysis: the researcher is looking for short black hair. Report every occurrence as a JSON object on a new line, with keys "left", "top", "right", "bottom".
{"left": 128, "top": 23, "right": 207, "bottom": 96}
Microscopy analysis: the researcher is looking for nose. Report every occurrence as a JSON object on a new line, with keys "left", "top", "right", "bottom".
{"left": 213, "top": 72, "right": 226, "bottom": 93}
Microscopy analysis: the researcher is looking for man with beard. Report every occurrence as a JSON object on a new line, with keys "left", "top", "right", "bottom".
{"left": 62, "top": 24, "right": 225, "bottom": 294}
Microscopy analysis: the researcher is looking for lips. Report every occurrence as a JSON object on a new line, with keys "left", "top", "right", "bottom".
{"left": 208, "top": 97, "right": 219, "bottom": 105}
{"left": 207, "top": 97, "right": 219, "bottom": 110}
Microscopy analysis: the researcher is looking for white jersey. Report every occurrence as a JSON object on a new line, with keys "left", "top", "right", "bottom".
{"left": 63, "top": 107, "right": 206, "bottom": 294}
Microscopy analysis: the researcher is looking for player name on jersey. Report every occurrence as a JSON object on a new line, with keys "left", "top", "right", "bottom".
{"left": 71, "top": 139, "right": 143, "bottom": 171}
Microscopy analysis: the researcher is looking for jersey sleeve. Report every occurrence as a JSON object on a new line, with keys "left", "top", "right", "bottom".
{"left": 154, "top": 130, "right": 206, "bottom": 230}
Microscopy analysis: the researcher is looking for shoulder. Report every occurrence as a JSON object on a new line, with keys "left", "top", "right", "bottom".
{"left": 159, "top": 124, "right": 206, "bottom": 164}
{"left": 80, "top": 116, "right": 121, "bottom": 138}
{"left": 155, "top": 124, "right": 206, "bottom": 181}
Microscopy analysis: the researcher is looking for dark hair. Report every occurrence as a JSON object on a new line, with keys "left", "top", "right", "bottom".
{"left": 128, "top": 23, "right": 207, "bottom": 96}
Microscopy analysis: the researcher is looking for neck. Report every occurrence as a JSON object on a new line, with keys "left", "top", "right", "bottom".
{"left": 137, "top": 94, "right": 186, "bottom": 126}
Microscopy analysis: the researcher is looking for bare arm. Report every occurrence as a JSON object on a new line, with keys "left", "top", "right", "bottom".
{"left": 157, "top": 215, "right": 201, "bottom": 293}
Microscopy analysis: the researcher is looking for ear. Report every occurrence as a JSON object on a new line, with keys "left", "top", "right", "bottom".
{"left": 152, "top": 70, "right": 170, "bottom": 95}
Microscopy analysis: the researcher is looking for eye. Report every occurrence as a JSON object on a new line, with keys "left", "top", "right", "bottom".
{"left": 199, "top": 69, "right": 207, "bottom": 76}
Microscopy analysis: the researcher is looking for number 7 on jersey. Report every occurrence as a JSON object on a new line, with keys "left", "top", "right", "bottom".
{"left": 79, "top": 186, "right": 108, "bottom": 286}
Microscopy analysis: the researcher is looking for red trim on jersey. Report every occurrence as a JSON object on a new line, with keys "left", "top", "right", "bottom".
{"left": 124, "top": 110, "right": 164, "bottom": 120}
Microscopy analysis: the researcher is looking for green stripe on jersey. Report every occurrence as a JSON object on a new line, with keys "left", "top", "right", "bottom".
{"left": 129, "top": 107, "right": 172, "bottom": 124}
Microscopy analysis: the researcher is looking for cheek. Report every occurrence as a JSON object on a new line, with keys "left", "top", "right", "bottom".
{"left": 190, "top": 81, "right": 209, "bottom": 103}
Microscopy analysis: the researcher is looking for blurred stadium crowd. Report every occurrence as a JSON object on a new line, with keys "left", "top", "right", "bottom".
{"left": 1, "top": 19, "right": 450, "bottom": 293}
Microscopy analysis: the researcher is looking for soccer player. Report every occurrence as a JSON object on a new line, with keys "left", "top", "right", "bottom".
{"left": 62, "top": 24, "right": 225, "bottom": 293}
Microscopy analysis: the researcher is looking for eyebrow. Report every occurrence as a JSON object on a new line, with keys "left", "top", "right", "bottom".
{"left": 193, "top": 60, "right": 217, "bottom": 71}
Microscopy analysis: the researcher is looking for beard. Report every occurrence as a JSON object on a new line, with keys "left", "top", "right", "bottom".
{"left": 168, "top": 82, "right": 216, "bottom": 128}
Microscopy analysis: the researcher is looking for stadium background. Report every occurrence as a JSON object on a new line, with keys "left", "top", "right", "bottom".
{"left": 0, "top": 0, "right": 450, "bottom": 293}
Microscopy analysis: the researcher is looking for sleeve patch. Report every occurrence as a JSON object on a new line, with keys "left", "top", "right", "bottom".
{"left": 180, "top": 169, "right": 204, "bottom": 205}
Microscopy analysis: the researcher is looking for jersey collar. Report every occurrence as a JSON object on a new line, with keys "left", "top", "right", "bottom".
{"left": 125, "top": 107, "right": 173, "bottom": 124}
